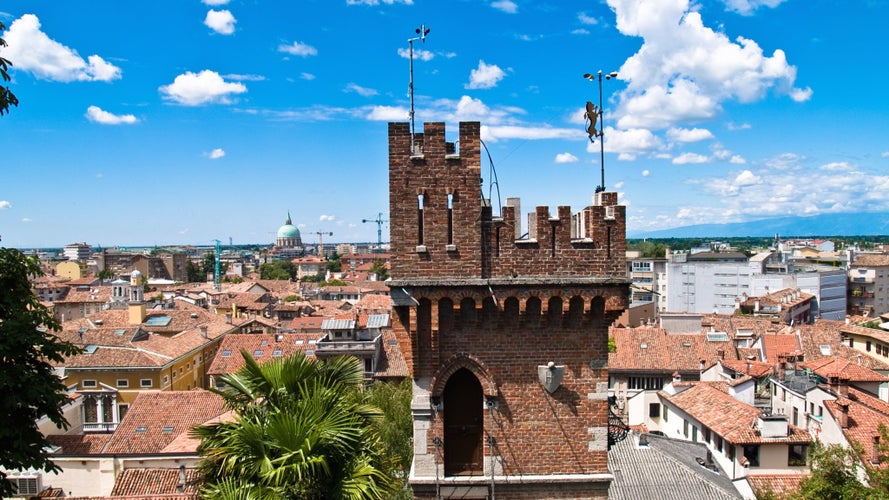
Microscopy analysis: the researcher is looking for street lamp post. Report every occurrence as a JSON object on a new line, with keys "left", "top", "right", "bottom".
{"left": 584, "top": 70, "right": 618, "bottom": 193}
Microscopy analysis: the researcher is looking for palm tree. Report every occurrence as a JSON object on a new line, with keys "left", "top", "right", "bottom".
{"left": 192, "top": 352, "right": 398, "bottom": 499}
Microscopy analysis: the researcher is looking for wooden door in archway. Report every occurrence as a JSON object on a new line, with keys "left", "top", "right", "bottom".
{"left": 443, "top": 368, "right": 483, "bottom": 475}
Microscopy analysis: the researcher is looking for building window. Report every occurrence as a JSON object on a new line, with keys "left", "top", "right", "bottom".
{"left": 81, "top": 379, "right": 97, "bottom": 388}
{"left": 417, "top": 194, "right": 425, "bottom": 246}
{"left": 663, "top": 406, "right": 669, "bottom": 422}
{"left": 716, "top": 435, "right": 724, "bottom": 453}
{"left": 118, "top": 404, "right": 129, "bottom": 421}
{"left": 7, "top": 476, "right": 40, "bottom": 496}
{"left": 789, "top": 444, "right": 807, "bottom": 466}
{"left": 116, "top": 379, "right": 129, "bottom": 388}
{"left": 867, "top": 341, "right": 872, "bottom": 352}
{"left": 743, "top": 445, "right": 760, "bottom": 467}
{"left": 649, "top": 403, "right": 660, "bottom": 418}
{"left": 140, "top": 379, "right": 153, "bottom": 388}
{"left": 683, "top": 420, "right": 689, "bottom": 438}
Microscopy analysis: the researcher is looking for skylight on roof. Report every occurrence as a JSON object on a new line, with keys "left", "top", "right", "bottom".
{"left": 144, "top": 315, "right": 172, "bottom": 327}
{"left": 162, "top": 426, "right": 174, "bottom": 433}
{"left": 221, "top": 350, "right": 231, "bottom": 357}
{"left": 295, "top": 340, "right": 304, "bottom": 345}
{"left": 260, "top": 339, "right": 268, "bottom": 346}
{"left": 84, "top": 345, "right": 98, "bottom": 354}
{"left": 819, "top": 344, "right": 832, "bottom": 356}
{"left": 706, "top": 332, "right": 730, "bottom": 342}
{"left": 272, "top": 349, "right": 282, "bottom": 357}
{"left": 136, "top": 426, "right": 147, "bottom": 432}
{"left": 306, "top": 349, "right": 314, "bottom": 356}
{"left": 114, "top": 329, "right": 126, "bottom": 336}
{"left": 253, "top": 350, "right": 264, "bottom": 357}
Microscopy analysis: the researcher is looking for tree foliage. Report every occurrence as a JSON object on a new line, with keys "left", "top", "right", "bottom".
{"left": 363, "top": 379, "right": 413, "bottom": 499}
{"left": 193, "top": 352, "right": 399, "bottom": 499}
{"left": 0, "top": 248, "right": 81, "bottom": 495}
{"left": 260, "top": 260, "right": 297, "bottom": 281}
{"left": 0, "top": 22, "right": 19, "bottom": 116}
{"left": 369, "top": 259, "right": 389, "bottom": 281}
{"left": 326, "top": 251, "right": 342, "bottom": 273}
{"left": 794, "top": 427, "right": 889, "bottom": 500}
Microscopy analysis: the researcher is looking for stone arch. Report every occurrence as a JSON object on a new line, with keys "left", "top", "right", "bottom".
{"left": 430, "top": 352, "right": 498, "bottom": 398}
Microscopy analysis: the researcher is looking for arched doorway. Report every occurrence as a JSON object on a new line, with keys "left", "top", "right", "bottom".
{"left": 443, "top": 368, "right": 483, "bottom": 475}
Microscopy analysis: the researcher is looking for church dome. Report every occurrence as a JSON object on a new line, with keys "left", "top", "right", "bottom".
{"left": 276, "top": 212, "right": 301, "bottom": 240}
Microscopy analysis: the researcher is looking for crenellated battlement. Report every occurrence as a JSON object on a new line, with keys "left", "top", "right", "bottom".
{"left": 389, "top": 121, "right": 627, "bottom": 280}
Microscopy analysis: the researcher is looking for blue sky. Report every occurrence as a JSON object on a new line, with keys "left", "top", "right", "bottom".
{"left": 2, "top": 0, "right": 888, "bottom": 249}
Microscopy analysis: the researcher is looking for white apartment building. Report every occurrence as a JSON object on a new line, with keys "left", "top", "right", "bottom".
{"left": 665, "top": 251, "right": 759, "bottom": 315}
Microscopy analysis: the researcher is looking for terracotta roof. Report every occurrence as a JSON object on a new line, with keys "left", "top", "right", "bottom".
{"left": 46, "top": 433, "right": 113, "bottom": 455}
{"left": 55, "top": 286, "right": 112, "bottom": 304}
{"left": 744, "top": 473, "right": 808, "bottom": 499}
{"left": 852, "top": 254, "right": 889, "bottom": 267}
{"left": 111, "top": 468, "right": 201, "bottom": 496}
{"left": 760, "top": 332, "right": 802, "bottom": 361}
{"left": 355, "top": 293, "right": 391, "bottom": 313}
{"left": 374, "top": 328, "right": 409, "bottom": 379}
{"left": 800, "top": 322, "right": 889, "bottom": 370}
{"left": 207, "top": 333, "right": 324, "bottom": 376}
{"left": 103, "top": 390, "right": 226, "bottom": 455}
{"left": 289, "top": 315, "right": 326, "bottom": 332}
{"left": 720, "top": 360, "right": 774, "bottom": 378}
{"left": 840, "top": 323, "right": 889, "bottom": 345}
{"left": 660, "top": 383, "right": 811, "bottom": 445}
{"left": 802, "top": 356, "right": 889, "bottom": 382}
{"left": 609, "top": 327, "right": 738, "bottom": 373}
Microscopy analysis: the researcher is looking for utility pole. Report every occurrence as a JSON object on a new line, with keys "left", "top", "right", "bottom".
{"left": 362, "top": 213, "right": 388, "bottom": 253}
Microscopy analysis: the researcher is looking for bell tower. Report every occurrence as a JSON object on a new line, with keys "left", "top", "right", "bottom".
{"left": 388, "top": 121, "right": 629, "bottom": 499}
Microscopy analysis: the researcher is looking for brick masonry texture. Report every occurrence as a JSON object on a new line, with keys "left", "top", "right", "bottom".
{"left": 388, "top": 121, "right": 629, "bottom": 497}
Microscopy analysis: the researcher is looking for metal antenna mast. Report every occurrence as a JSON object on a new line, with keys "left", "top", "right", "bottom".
{"left": 362, "top": 213, "right": 388, "bottom": 253}
{"left": 408, "top": 24, "right": 430, "bottom": 155}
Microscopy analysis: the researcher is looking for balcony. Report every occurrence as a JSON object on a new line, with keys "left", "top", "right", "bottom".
{"left": 83, "top": 422, "right": 118, "bottom": 433}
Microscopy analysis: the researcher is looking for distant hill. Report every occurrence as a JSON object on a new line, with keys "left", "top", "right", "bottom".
{"left": 628, "top": 212, "right": 889, "bottom": 239}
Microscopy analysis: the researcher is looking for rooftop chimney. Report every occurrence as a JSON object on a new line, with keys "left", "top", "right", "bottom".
{"left": 836, "top": 401, "right": 850, "bottom": 428}
{"left": 200, "top": 326, "right": 208, "bottom": 339}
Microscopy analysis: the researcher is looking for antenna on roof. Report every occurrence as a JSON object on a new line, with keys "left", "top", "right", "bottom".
{"left": 407, "top": 24, "right": 430, "bottom": 156}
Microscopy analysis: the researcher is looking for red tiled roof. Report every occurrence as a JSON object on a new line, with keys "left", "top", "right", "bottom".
{"left": 745, "top": 473, "right": 808, "bottom": 498}
{"left": 207, "top": 333, "right": 324, "bottom": 376}
{"left": 802, "top": 356, "right": 889, "bottom": 382}
{"left": 111, "top": 468, "right": 200, "bottom": 496}
{"left": 852, "top": 254, "right": 889, "bottom": 267}
{"left": 761, "top": 332, "right": 802, "bottom": 361}
{"left": 375, "top": 328, "right": 408, "bottom": 379}
{"left": 46, "top": 433, "right": 113, "bottom": 455}
{"left": 608, "top": 327, "right": 738, "bottom": 373}
{"left": 660, "top": 383, "right": 810, "bottom": 445}
{"left": 103, "top": 390, "right": 226, "bottom": 455}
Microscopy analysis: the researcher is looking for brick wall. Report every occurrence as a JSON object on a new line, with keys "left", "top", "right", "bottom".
{"left": 388, "top": 121, "right": 629, "bottom": 497}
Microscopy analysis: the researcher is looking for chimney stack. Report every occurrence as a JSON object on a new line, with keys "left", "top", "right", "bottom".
{"left": 200, "top": 326, "right": 208, "bottom": 339}
{"left": 836, "top": 401, "right": 850, "bottom": 428}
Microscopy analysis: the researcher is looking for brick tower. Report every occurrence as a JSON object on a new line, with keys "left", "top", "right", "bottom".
{"left": 388, "top": 121, "right": 629, "bottom": 499}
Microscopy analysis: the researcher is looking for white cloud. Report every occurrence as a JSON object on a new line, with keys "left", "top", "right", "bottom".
{"left": 366, "top": 105, "right": 408, "bottom": 121}
{"left": 642, "top": 170, "right": 650, "bottom": 177}
{"left": 608, "top": 0, "right": 808, "bottom": 130}
{"left": 466, "top": 60, "right": 505, "bottom": 89}
{"left": 225, "top": 74, "right": 265, "bottom": 81}
{"left": 21, "top": 217, "right": 32, "bottom": 223}
{"left": 723, "top": 0, "right": 787, "bottom": 16}
{"left": 667, "top": 127, "right": 713, "bottom": 142}
{"left": 727, "top": 122, "right": 752, "bottom": 131}
{"left": 344, "top": 83, "right": 378, "bottom": 97}
{"left": 594, "top": 127, "right": 664, "bottom": 159}
{"left": 555, "top": 152, "right": 579, "bottom": 164}
{"left": 729, "top": 155, "right": 746, "bottom": 164}
{"left": 578, "top": 12, "right": 599, "bottom": 25}
{"left": 300, "top": 72, "right": 316, "bottom": 81}
{"left": 491, "top": 1, "right": 518, "bottom": 13}
{"left": 202, "top": 0, "right": 230, "bottom": 5}
{"left": 278, "top": 41, "right": 318, "bottom": 57}
{"left": 882, "top": 151, "right": 889, "bottom": 159}
{"left": 207, "top": 148, "right": 226, "bottom": 159}
{"left": 0, "top": 200, "right": 11, "bottom": 209}
{"left": 572, "top": 28, "right": 591, "bottom": 35}
{"left": 614, "top": 181, "right": 625, "bottom": 189}
{"left": 2, "top": 14, "right": 121, "bottom": 82}
{"left": 819, "top": 161, "right": 854, "bottom": 172}
{"left": 397, "top": 47, "right": 434, "bottom": 61}
{"left": 734, "top": 169, "right": 760, "bottom": 186}
{"left": 789, "top": 86, "right": 813, "bottom": 102}
{"left": 85, "top": 106, "right": 137, "bottom": 125}
{"left": 159, "top": 70, "right": 247, "bottom": 106}
{"left": 672, "top": 152, "right": 709, "bottom": 164}
{"left": 204, "top": 9, "right": 236, "bottom": 35}
{"left": 320, "top": 214, "right": 336, "bottom": 221}
{"left": 482, "top": 125, "right": 578, "bottom": 142}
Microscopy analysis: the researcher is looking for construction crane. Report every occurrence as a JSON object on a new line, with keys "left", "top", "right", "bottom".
{"left": 362, "top": 213, "right": 388, "bottom": 253}
{"left": 314, "top": 231, "right": 333, "bottom": 258}
{"left": 212, "top": 239, "right": 221, "bottom": 291}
